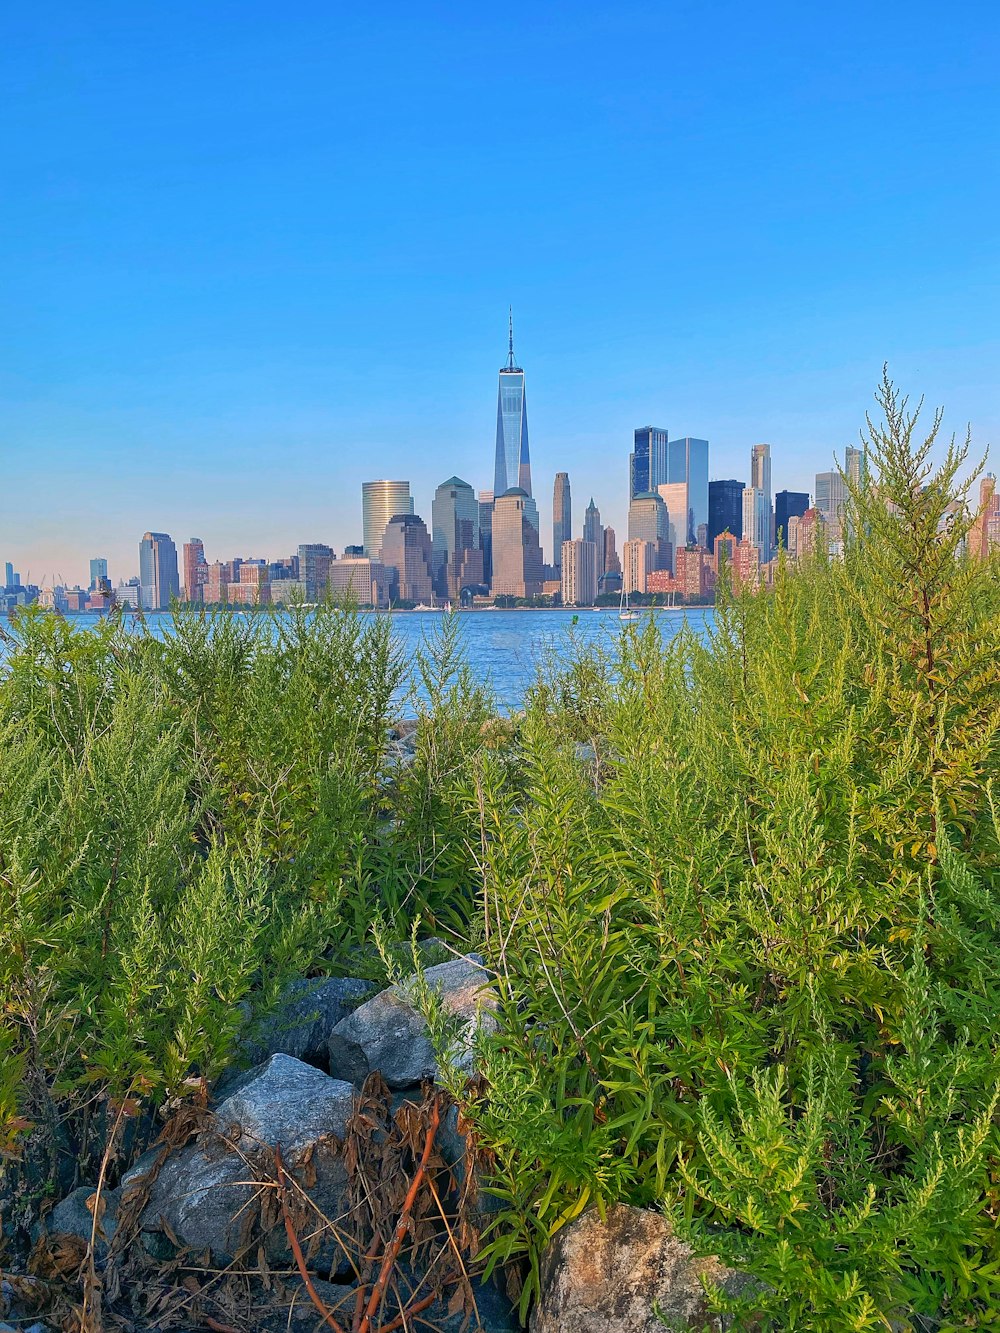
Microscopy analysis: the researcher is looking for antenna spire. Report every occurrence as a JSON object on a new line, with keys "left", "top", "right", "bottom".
{"left": 507, "top": 307, "right": 515, "bottom": 369}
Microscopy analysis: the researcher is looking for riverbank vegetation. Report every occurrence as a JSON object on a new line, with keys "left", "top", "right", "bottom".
{"left": 1, "top": 377, "right": 999, "bottom": 1330}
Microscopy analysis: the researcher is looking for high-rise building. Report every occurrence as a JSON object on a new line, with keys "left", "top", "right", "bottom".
{"left": 630, "top": 427, "right": 668, "bottom": 500}
{"left": 708, "top": 479, "right": 744, "bottom": 547}
{"left": 229, "top": 561, "right": 270, "bottom": 605}
{"left": 431, "top": 476, "right": 483, "bottom": 598}
{"left": 583, "top": 498, "right": 604, "bottom": 574}
{"left": 491, "top": 488, "right": 543, "bottom": 599}
{"left": 181, "top": 540, "right": 207, "bottom": 602}
{"left": 622, "top": 539, "right": 656, "bottom": 595}
{"left": 328, "top": 557, "right": 388, "bottom": 607}
{"left": 561, "top": 540, "right": 599, "bottom": 606}
{"left": 138, "top": 532, "right": 179, "bottom": 610}
{"left": 666, "top": 438, "right": 709, "bottom": 545}
{"left": 774, "top": 492, "right": 809, "bottom": 551}
{"left": 657, "top": 482, "right": 689, "bottom": 569}
{"left": 603, "top": 526, "right": 621, "bottom": 577}
{"left": 751, "top": 444, "right": 773, "bottom": 555}
{"left": 552, "top": 473, "right": 572, "bottom": 573}
{"left": 4, "top": 563, "right": 13, "bottom": 589}
{"left": 478, "top": 491, "right": 495, "bottom": 585}
{"left": 628, "top": 492, "right": 672, "bottom": 571}
{"left": 742, "top": 487, "right": 769, "bottom": 557}
{"left": 298, "top": 544, "right": 335, "bottom": 601}
{"left": 380, "top": 513, "right": 434, "bottom": 603}
{"left": 89, "top": 558, "right": 109, "bottom": 590}
{"left": 203, "top": 561, "right": 234, "bottom": 605}
{"left": 494, "top": 312, "right": 532, "bottom": 501}
{"left": 362, "top": 481, "right": 413, "bottom": 560}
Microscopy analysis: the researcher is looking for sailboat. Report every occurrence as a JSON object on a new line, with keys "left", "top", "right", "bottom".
{"left": 619, "top": 584, "right": 640, "bottom": 622}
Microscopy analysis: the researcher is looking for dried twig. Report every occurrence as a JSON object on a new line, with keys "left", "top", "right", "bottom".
{"left": 274, "top": 1145, "right": 347, "bottom": 1333}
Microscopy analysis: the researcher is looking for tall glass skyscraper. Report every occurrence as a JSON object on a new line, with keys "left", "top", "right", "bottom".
{"left": 708, "top": 479, "right": 745, "bottom": 547}
{"left": 139, "top": 532, "right": 180, "bottom": 610}
{"left": 494, "top": 312, "right": 532, "bottom": 502}
{"left": 630, "top": 426, "right": 668, "bottom": 499}
{"left": 362, "top": 481, "right": 413, "bottom": 560}
{"left": 552, "top": 473, "right": 572, "bottom": 573}
{"left": 666, "top": 438, "right": 709, "bottom": 545}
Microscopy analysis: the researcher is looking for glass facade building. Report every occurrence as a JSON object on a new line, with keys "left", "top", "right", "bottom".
{"left": 362, "top": 481, "right": 413, "bottom": 560}
{"left": 552, "top": 473, "right": 572, "bottom": 573}
{"left": 666, "top": 438, "right": 709, "bottom": 545}
{"left": 431, "top": 476, "right": 482, "bottom": 598}
{"left": 708, "top": 479, "right": 745, "bottom": 547}
{"left": 630, "top": 426, "right": 668, "bottom": 500}
{"left": 138, "top": 532, "right": 179, "bottom": 610}
{"left": 494, "top": 316, "right": 532, "bottom": 504}
{"left": 775, "top": 491, "right": 809, "bottom": 550}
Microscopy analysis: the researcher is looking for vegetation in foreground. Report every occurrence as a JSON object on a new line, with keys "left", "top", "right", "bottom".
{"left": 1, "top": 376, "right": 999, "bottom": 1331}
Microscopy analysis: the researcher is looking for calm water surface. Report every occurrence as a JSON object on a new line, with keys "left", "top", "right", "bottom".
{"left": 23, "top": 608, "right": 716, "bottom": 712}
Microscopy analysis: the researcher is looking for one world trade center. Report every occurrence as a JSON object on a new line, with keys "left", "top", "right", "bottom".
{"left": 494, "top": 311, "right": 532, "bottom": 499}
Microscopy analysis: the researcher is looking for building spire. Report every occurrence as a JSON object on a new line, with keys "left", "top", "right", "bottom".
{"left": 507, "top": 306, "right": 515, "bottom": 370}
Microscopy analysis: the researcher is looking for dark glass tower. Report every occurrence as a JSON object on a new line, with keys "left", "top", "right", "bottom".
{"left": 552, "top": 472, "right": 572, "bottom": 573}
{"left": 775, "top": 490, "right": 809, "bottom": 550}
{"left": 708, "top": 480, "right": 745, "bottom": 548}
{"left": 494, "top": 312, "right": 531, "bottom": 499}
{"left": 630, "top": 426, "right": 668, "bottom": 499}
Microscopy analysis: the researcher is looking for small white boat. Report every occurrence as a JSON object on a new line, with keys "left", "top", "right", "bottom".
{"left": 619, "top": 585, "right": 640, "bottom": 621}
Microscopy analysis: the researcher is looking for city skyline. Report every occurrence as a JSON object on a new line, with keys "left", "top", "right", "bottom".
{"left": 3, "top": 4, "right": 997, "bottom": 580}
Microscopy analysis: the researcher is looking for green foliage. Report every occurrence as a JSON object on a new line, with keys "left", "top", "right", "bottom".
{"left": 459, "top": 378, "right": 1000, "bottom": 1328}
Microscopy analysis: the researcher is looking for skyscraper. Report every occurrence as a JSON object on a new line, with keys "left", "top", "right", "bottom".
{"left": 491, "top": 488, "right": 543, "bottom": 599}
{"left": 298, "top": 544, "right": 335, "bottom": 601}
{"left": 627, "top": 492, "right": 672, "bottom": 571}
{"left": 622, "top": 539, "right": 656, "bottom": 595}
{"left": 561, "top": 540, "right": 599, "bottom": 606}
{"left": 751, "top": 444, "right": 773, "bottom": 555}
{"left": 380, "top": 513, "right": 434, "bottom": 603}
{"left": 708, "top": 479, "right": 744, "bottom": 546}
{"left": 494, "top": 312, "right": 531, "bottom": 501}
{"left": 583, "top": 498, "right": 604, "bottom": 574}
{"left": 478, "top": 491, "right": 494, "bottom": 585}
{"left": 666, "top": 438, "right": 709, "bottom": 545}
{"left": 431, "top": 476, "right": 483, "bottom": 598}
{"left": 138, "top": 532, "right": 179, "bottom": 610}
{"left": 552, "top": 473, "right": 572, "bottom": 574}
{"left": 774, "top": 491, "right": 809, "bottom": 550}
{"left": 89, "top": 557, "right": 109, "bottom": 589}
{"left": 657, "top": 482, "right": 688, "bottom": 568}
{"left": 181, "top": 540, "right": 206, "bottom": 602}
{"left": 742, "top": 487, "right": 769, "bottom": 557}
{"left": 362, "top": 481, "right": 413, "bottom": 560}
{"left": 630, "top": 427, "right": 668, "bottom": 500}
{"left": 603, "top": 526, "right": 621, "bottom": 578}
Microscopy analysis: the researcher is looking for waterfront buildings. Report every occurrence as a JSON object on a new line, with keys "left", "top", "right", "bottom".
{"left": 630, "top": 426, "right": 668, "bottom": 500}
{"left": 971, "top": 474, "right": 1000, "bottom": 559}
{"left": 666, "top": 437, "right": 709, "bottom": 545}
{"left": 362, "top": 481, "right": 413, "bottom": 560}
{"left": 328, "top": 557, "right": 388, "bottom": 607}
{"left": 491, "top": 488, "right": 543, "bottom": 598}
{"left": 552, "top": 473, "right": 571, "bottom": 574}
{"left": 228, "top": 561, "right": 270, "bottom": 605}
{"left": 494, "top": 314, "right": 532, "bottom": 500}
{"left": 708, "top": 479, "right": 744, "bottom": 547}
{"left": 298, "top": 543, "right": 335, "bottom": 601}
{"left": 139, "top": 532, "right": 179, "bottom": 610}
{"left": 775, "top": 491, "right": 809, "bottom": 551}
{"left": 478, "top": 491, "right": 494, "bottom": 585}
{"left": 182, "top": 539, "right": 207, "bottom": 602}
{"left": 561, "top": 539, "right": 599, "bottom": 606}
{"left": 431, "top": 477, "right": 483, "bottom": 597}
{"left": 89, "top": 558, "right": 108, "bottom": 589}
{"left": 380, "top": 513, "right": 433, "bottom": 602}
{"left": 742, "top": 487, "right": 769, "bottom": 558}
{"left": 622, "top": 538, "right": 656, "bottom": 595}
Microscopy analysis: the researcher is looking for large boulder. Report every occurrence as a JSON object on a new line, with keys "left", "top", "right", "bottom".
{"left": 240, "top": 976, "right": 372, "bottom": 1069}
{"left": 329, "top": 957, "right": 495, "bottom": 1089}
{"left": 531, "top": 1205, "right": 749, "bottom": 1332}
{"left": 121, "top": 1055, "right": 355, "bottom": 1266}
{"left": 46, "top": 1186, "right": 119, "bottom": 1261}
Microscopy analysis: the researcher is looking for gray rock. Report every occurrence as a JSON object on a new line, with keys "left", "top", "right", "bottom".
{"left": 122, "top": 1055, "right": 356, "bottom": 1267}
{"left": 330, "top": 957, "right": 495, "bottom": 1089}
{"left": 241, "top": 976, "right": 372, "bottom": 1068}
{"left": 437, "top": 1105, "right": 502, "bottom": 1221}
{"left": 48, "top": 1185, "right": 119, "bottom": 1259}
{"left": 531, "top": 1204, "right": 748, "bottom": 1332}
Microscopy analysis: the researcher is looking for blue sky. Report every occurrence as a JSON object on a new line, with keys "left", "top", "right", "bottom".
{"left": 2, "top": 1, "right": 998, "bottom": 583}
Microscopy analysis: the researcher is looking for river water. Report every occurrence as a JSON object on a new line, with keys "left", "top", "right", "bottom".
{"left": 14, "top": 607, "right": 716, "bottom": 712}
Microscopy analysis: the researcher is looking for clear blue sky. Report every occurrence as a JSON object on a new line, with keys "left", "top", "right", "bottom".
{"left": 2, "top": 1, "right": 998, "bottom": 583}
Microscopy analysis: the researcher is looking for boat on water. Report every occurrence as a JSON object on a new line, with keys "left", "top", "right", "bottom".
{"left": 619, "top": 584, "right": 640, "bottom": 622}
